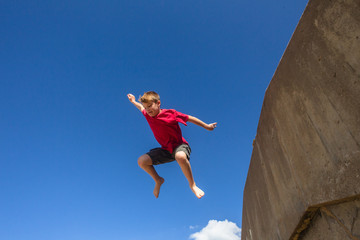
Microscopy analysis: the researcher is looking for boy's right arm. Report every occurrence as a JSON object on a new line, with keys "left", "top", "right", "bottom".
{"left": 127, "top": 93, "right": 144, "bottom": 112}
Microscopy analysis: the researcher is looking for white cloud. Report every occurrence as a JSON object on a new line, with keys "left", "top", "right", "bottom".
{"left": 189, "top": 219, "right": 241, "bottom": 240}
{"left": 189, "top": 225, "right": 199, "bottom": 230}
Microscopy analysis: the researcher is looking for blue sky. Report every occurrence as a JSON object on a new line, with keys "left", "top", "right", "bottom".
{"left": 1, "top": 1, "right": 307, "bottom": 239}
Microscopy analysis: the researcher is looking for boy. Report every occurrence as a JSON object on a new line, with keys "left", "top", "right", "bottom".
{"left": 127, "top": 91, "right": 217, "bottom": 199}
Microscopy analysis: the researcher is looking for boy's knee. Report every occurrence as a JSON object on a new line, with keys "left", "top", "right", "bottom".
{"left": 138, "top": 154, "right": 152, "bottom": 167}
{"left": 175, "top": 151, "right": 188, "bottom": 163}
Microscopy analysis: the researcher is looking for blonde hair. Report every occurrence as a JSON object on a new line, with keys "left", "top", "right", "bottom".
{"left": 139, "top": 91, "right": 160, "bottom": 103}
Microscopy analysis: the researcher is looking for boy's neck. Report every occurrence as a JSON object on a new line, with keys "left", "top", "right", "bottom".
{"left": 153, "top": 109, "right": 162, "bottom": 117}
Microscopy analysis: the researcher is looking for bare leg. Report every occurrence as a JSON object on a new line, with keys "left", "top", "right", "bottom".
{"left": 138, "top": 154, "right": 164, "bottom": 198}
{"left": 175, "top": 152, "right": 205, "bottom": 199}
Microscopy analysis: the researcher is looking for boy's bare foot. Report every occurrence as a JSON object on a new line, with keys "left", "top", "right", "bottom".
{"left": 154, "top": 177, "right": 165, "bottom": 198}
{"left": 191, "top": 185, "right": 205, "bottom": 199}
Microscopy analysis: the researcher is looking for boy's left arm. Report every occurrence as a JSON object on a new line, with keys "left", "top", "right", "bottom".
{"left": 187, "top": 115, "right": 217, "bottom": 131}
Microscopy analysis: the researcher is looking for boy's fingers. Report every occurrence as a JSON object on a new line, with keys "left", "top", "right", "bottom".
{"left": 207, "top": 123, "right": 217, "bottom": 131}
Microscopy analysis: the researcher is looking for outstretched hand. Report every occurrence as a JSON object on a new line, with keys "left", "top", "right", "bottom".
{"left": 206, "top": 122, "right": 217, "bottom": 131}
{"left": 127, "top": 93, "right": 135, "bottom": 103}
{"left": 127, "top": 93, "right": 144, "bottom": 111}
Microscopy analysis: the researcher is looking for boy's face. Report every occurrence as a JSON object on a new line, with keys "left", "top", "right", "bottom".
{"left": 142, "top": 101, "right": 161, "bottom": 117}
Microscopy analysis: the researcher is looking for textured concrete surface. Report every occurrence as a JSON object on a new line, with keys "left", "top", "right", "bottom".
{"left": 299, "top": 199, "right": 360, "bottom": 240}
{"left": 241, "top": 0, "right": 360, "bottom": 239}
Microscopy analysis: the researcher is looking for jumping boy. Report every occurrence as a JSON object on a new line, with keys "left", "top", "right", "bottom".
{"left": 127, "top": 91, "right": 217, "bottom": 199}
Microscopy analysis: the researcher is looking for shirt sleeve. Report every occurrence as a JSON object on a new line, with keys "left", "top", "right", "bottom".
{"left": 175, "top": 110, "right": 189, "bottom": 126}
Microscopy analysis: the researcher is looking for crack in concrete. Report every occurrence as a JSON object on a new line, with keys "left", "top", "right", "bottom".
{"left": 320, "top": 207, "right": 360, "bottom": 240}
{"left": 290, "top": 195, "right": 360, "bottom": 240}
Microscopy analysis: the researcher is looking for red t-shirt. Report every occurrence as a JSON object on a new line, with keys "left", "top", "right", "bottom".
{"left": 142, "top": 109, "right": 189, "bottom": 153}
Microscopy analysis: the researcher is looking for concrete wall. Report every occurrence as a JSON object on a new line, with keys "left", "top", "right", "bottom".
{"left": 299, "top": 198, "right": 360, "bottom": 240}
{"left": 241, "top": 0, "right": 360, "bottom": 239}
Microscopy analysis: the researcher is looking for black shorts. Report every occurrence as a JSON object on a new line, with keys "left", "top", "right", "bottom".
{"left": 146, "top": 144, "right": 191, "bottom": 165}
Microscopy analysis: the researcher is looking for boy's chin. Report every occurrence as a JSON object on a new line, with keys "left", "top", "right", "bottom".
{"left": 149, "top": 111, "right": 160, "bottom": 117}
